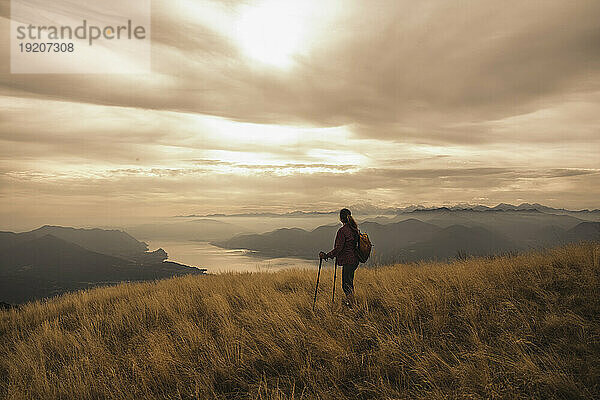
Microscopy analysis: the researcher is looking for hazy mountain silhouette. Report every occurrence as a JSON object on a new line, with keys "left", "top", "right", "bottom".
{"left": 0, "top": 231, "right": 19, "bottom": 250}
{"left": 0, "top": 225, "right": 148, "bottom": 257}
{"left": 2, "top": 234, "right": 130, "bottom": 280}
{"left": 190, "top": 203, "right": 600, "bottom": 218}
{"left": 3, "top": 209, "right": 598, "bottom": 304}
{"left": 393, "top": 209, "right": 585, "bottom": 247}
{"left": 216, "top": 225, "right": 337, "bottom": 258}
{"left": 532, "top": 225, "right": 568, "bottom": 247}
{"left": 0, "top": 228, "right": 205, "bottom": 305}
{"left": 215, "top": 218, "right": 443, "bottom": 259}
{"left": 387, "top": 225, "right": 518, "bottom": 263}
{"left": 360, "top": 219, "right": 440, "bottom": 249}
{"left": 126, "top": 218, "right": 248, "bottom": 241}
{"left": 567, "top": 221, "right": 600, "bottom": 241}
{"left": 214, "top": 214, "right": 599, "bottom": 264}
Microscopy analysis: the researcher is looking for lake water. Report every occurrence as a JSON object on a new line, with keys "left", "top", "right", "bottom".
{"left": 146, "top": 240, "right": 319, "bottom": 274}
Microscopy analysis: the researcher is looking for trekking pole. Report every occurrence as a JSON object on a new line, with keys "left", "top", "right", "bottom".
{"left": 312, "top": 258, "right": 323, "bottom": 311}
{"left": 332, "top": 260, "right": 337, "bottom": 304}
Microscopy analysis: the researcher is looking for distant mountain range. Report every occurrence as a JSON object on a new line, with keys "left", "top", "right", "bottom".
{"left": 180, "top": 203, "right": 600, "bottom": 218}
{"left": 125, "top": 218, "right": 248, "bottom": 241}
{"left": 3, "top": 204, "right": 599, "bottom": 303}
{"left": 214, "top": 210, "right": 600, "bottom": 264}
{"left": 0, "top": 225, "right": 147, "bottom": 257}
{"left": 0, "top": 226, "right": 205, "bottom": 305}
{"left": 400, "top": 202, "right": 600, "bottom": 213}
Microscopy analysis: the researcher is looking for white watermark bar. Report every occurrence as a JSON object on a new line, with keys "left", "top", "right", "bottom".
{"left": 11, "top": 0, "right": 151, "bottom": 73}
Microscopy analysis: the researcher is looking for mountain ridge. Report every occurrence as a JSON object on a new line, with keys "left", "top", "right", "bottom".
{"left": 214, "top": 217, "right": 600, "bottom": 264}
{"left": 0, "top": 228, "right": 206, "bottom": 305}
{"left": 177, "top": 202, "right": 600, "bottom": 218}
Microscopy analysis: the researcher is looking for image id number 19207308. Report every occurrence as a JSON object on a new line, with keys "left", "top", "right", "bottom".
{"left": 19, "top": 42, "right": 74, "bottom": 52}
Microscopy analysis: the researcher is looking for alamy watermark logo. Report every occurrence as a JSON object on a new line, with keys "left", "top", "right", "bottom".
{"left": 11, "top": 0, "right": 151, "bottom": 73}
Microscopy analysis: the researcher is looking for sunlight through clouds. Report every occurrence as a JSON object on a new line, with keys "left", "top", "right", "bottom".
{"left": 1, "top": 0, "right": 599, "bottom": 228}
{"left": 171, "top": 0, "right": 339, "bottom": 69}
{"left": 234, "top": 0, "right": 311, "bottom": 68}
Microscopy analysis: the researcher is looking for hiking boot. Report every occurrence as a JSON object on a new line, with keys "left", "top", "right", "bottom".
{"left": 344, "top": 292, "right": 355, "bottom": 308}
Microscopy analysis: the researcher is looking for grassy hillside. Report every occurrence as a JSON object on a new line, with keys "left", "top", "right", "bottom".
{"left": 1, "top": 243, "right": 599, "bottom": 399}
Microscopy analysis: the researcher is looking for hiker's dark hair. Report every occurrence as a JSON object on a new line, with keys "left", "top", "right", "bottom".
{"left": 340, "top": 208, "right": 358, "bottom": 233}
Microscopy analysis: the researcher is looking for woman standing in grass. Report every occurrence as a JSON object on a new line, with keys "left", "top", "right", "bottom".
{"left": 320, "top": 208, "right": 359, "bottom": 307}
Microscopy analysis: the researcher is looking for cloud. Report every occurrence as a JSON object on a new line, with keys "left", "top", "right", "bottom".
{"left": 2, "top": 1, "right": 599, "bottom": 129}
{"left": 3, "top": 164, "right": 598, "bottom": 211}
{"left": 1, "top": 0, "right": 599, "bottom": 228}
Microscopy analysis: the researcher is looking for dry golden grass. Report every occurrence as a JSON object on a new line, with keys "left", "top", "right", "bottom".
{"left": 1, "top": 242, "right": 599, "bottom": 399}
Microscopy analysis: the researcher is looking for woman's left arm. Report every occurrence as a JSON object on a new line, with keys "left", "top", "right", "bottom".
{"left": 325, "top": 228, "right": 345, "bottom": 260}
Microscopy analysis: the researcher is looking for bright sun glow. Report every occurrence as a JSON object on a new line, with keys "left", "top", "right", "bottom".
{"left": 234, "top": 0, "right": 311, "bottom": 68}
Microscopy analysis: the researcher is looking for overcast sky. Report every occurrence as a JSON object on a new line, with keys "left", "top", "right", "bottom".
{"left": 1, "top": 0, "right": 599, "bottom": 230}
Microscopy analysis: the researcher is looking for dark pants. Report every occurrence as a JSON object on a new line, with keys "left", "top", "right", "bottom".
{"left": 341, "top": 262, "right": 359, "bottom": 295}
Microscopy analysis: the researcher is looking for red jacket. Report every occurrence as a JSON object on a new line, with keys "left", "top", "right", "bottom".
{"left": 326, "top": 223, "right": 359, "bottom": 266}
